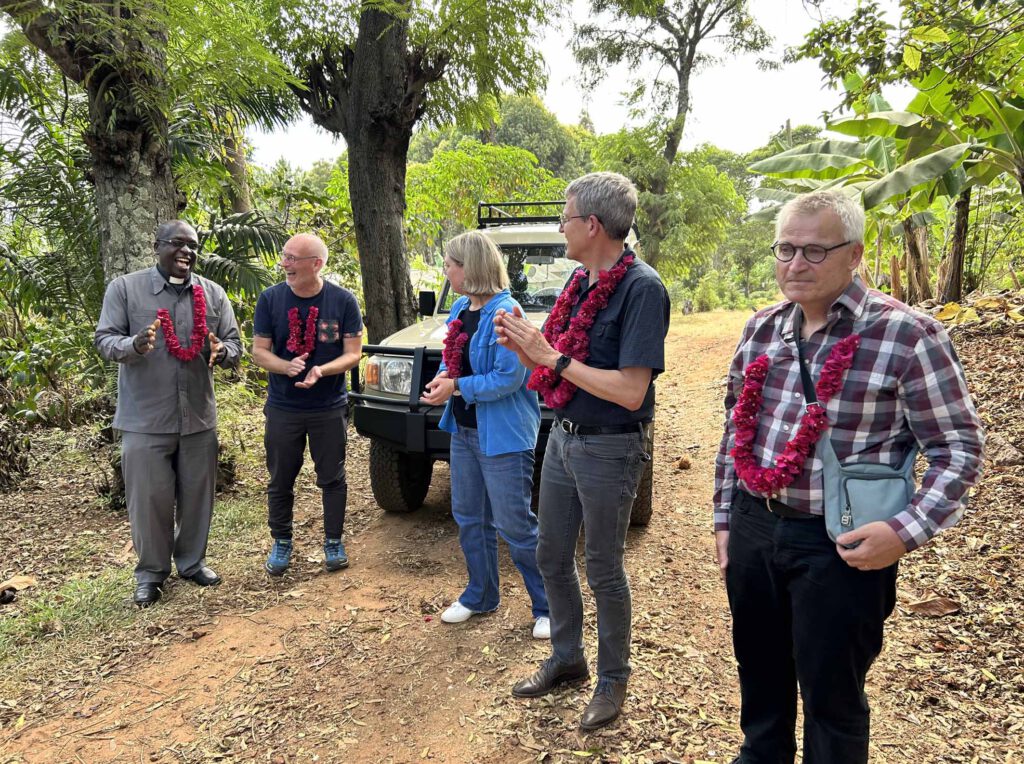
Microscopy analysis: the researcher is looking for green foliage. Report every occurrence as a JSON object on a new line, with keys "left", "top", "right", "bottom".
{"left": 693, "top": 274, "right": 721, "bottom": 313}
{"left": 592, "top": 127, "right": 745, "bottom": 277}
{"left": 272, "top": 0, "right": 555, "bottom": 131}
{"left": 493, "top": 95, "right": 592, "bottom": 179}
{"left": 404, "top": 138, "right": 565, "bottom": 259}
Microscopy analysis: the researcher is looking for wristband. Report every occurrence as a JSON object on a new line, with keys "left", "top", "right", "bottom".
{"left": 553, "top": 354, "right": 572, "bottom": 377}
{"left": 453, "top": 377, "right": 461, "bottom": 396}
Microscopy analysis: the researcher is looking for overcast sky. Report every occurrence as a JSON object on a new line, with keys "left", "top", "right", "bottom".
{"left": 248, "top": 0, "right": 909, "bottom": 170}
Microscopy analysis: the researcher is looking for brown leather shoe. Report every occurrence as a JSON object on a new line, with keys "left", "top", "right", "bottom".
{"left": 580, "top": 680, "right": 627, "bottom": 730}
{"left": 512, "top": 659, "right": 589, "bottom": 698}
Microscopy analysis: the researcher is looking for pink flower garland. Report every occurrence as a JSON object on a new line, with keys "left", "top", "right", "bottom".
{"left": 156, "top": 284, "right": 208, "bottom": 362}
{"left": 528, "top": 253, "right": 635, "bottom": 408}
{"left": 730, "top": 334, "right": 861, "bottom": 497}
{"left": 442, "top": 319, "right": 470, "bottom": 378}
{"left": 286, "top": 306, "right": 318, "bottom": 355}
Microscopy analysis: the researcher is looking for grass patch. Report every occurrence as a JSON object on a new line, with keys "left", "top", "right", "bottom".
{"left": 0, "top": 566, "right": 133, "bottom": 658}
{"left": 210, "top": 494, "right": 266, "bottom": 542}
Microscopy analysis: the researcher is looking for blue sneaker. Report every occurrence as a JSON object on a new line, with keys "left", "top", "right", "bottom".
{"left": 265, "top": 538, "right": 292, "bottom": 576}
{"left": 324, "top": 538, "right": 349, "bottom": 571}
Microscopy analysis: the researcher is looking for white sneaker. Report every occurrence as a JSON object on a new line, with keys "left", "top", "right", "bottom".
{"left": 532, "top": 616, "right": 551, "bottom": 639}
{"left": 441, "top": 601, "right": 478, "bottom": 624}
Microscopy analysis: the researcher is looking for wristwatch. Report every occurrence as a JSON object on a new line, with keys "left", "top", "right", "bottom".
{"left": 553, "top": 354, "right": 572, "bottom": 377}
{"left": 453, "top": 377, "right": 462, "bottom": 396}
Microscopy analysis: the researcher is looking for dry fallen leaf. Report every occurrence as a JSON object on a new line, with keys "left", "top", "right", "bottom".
{"left": 0, "top": 575, "right": 36, "bottom": 592}
{"left": 906, "top": 596, "right": 961, "bottom": 617}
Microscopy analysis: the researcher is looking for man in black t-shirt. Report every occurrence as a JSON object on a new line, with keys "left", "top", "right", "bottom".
{"left": 253, "top": 234, "right": 363, "bottom": 576}
{"left": 496, "top": 172, "right": 670, "bottom": 731}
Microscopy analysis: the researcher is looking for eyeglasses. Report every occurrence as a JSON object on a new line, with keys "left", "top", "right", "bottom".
{"left": 559, "top": 213, "right": 588, "bottom": 226}
{"left": 280, "top": 253, "right": 319, "bottom": 264}
{"left": 771, "top": 240, "right": 851, "bottom": 264}
{"left": 156, "top": 238, "right": 201, "bottom": 253}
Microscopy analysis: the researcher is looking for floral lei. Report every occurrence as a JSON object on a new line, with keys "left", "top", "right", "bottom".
{"left": 528, "top": 252, "right": 635, "bottom": 408}
{"left": 730, "top": 334, "right": 861, "bottom": 497}
{"left": 442, "top": 318, "right": 470, "bottom": 379}
{"left": 286, "top": 306, "right": 318, "bottom": 355}
{"left": 156, "top": 284, "right": 208, "bottom": 362}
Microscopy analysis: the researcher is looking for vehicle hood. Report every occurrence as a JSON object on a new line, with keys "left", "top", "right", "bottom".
{"left": 370, "top": 312, "right": 547, "bottom": 352}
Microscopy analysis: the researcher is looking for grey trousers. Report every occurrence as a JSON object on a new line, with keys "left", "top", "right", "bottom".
{"left": 536, "top": 425, "right": 649, "bottom": 683}
{"left": 121, "top": 429, "right": 218, "bottom": 584}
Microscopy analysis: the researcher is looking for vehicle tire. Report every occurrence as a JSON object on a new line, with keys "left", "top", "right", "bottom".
{"left": 368, "top": 440, "right": 433, "bottom": 513}
{"left": 629, "top": 423, "right": 655, "bottom": 527}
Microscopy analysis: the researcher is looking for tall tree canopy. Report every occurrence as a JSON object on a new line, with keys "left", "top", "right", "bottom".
{"left": 574, "top": 0, "right": 769, "bottom": 270}
{"left": 272, "top": 0, "right": 554, "bottom": 340}
{"left": 0, "top": 0, "right": 293, "bottom": 279}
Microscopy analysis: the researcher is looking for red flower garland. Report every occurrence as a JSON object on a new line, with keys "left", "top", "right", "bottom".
{"left": 528, "top": 253, "right": 635, "bottom": 408}
{"left": 442, "top": 318, "right": 470, "bottom": 379}
{"left": 156, "top": 284, "right": 208, "bottom": 362}
{"left": 286, "top": 306, "right": 318, "bottom": 355}
{"left": 730, "top": 334, "right": 861, "bottom": 497}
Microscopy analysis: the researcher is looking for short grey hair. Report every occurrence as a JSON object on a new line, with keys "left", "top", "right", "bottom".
{"left": 445, "top": 231, "right": 509, "bottom": 296}
{"left": 565, "top": 172, "right": 638, "bottom": 241}
{"left": 776, "top": 190, "right": 865, "bottom": 244}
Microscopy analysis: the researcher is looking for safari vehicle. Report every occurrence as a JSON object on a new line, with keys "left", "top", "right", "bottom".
{"left": 348, "top": 202, "right": 655, "bottom": 525}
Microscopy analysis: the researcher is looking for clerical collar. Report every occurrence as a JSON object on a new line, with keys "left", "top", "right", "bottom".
{"left": 156, "top": 265, "right": 190, "bottom": 286}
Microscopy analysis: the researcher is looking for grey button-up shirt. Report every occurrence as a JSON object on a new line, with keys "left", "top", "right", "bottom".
{"left": 94, "top": 268, "right": 242, "bottom": 435}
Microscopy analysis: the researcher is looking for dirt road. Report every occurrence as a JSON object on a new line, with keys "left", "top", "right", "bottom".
{"left": 2, "top": 309, "right": 1020, "bottom": 763}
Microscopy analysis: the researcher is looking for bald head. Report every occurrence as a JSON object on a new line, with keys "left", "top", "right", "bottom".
{"left": 286, "top": 233, "right": 329, "bottom": 266}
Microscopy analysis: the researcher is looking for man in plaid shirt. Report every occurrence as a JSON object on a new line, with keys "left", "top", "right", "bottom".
{"left": 713, "top": 190, "right": 984, "bottom": 764}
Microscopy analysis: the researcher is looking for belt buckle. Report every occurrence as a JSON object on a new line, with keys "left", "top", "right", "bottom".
{"left": 560, "top": 418, "right": 577, "bottom": 435}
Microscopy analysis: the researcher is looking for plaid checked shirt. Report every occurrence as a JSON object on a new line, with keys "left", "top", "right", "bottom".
{"left": 713, "top": 278, "right": 984, "bottom": 551}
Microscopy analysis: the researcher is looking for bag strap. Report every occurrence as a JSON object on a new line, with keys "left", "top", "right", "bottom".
{"left": 793, "top": 307, "right": 818, "bottom": 405}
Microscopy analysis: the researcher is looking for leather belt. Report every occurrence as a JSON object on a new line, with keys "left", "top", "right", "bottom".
{"left": 739, "top": 489, "right": 818, "bottom": 520}
{"left": 556, "top": 417, "right": 648, "bottom": 436}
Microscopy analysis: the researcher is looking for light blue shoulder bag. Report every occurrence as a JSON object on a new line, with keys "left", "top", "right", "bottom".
{"left": 795, "top": 313, "right": 917, "bottom": 545}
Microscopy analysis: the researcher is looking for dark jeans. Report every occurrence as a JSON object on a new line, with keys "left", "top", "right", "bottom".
{"left": 536, "top": 425, "right": 649, "bottom": 683}
{"left": 726, "top": 490, "right": 897, "bottom": 764}
{"left": 264, "top": 404, "right": 348, "bottom": 540}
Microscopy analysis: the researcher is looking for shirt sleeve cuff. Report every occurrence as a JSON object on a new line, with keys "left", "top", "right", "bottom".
{"left": 886, "top": 511, "right": 926, "bottom": 553}
{"left": 714, "top": 507, "right": 731, "bottom": 532}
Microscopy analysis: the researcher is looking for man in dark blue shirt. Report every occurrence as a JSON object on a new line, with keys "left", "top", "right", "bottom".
{"left": 496, "top": 172, "right": 670, "bottom": 731}
{"left": 253, "top": 234, "right": 363, "bottom": 576}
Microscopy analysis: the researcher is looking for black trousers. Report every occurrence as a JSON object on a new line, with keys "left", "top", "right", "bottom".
{"left": 264, "top": 405, "right": 348, "bottom": 540}
{"left": 726, "top": 490, "right": 897, "bottom": 764}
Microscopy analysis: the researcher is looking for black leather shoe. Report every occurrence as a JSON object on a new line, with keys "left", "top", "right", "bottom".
{"left": 183, "top": 566, "right": 222, "bottom": 586}
{"left": 133, "top": 582, "right": 162, "bottom": 608}
{"left": 580, "top": 680, "right": 627, "bottom": 730}
{"left": 512, "top": 659, "right": 589, "bottom": 698}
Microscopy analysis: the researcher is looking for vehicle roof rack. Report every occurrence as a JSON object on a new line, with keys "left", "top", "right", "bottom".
{"left": 477, "top": 201, "right": 563, "bottom": 228}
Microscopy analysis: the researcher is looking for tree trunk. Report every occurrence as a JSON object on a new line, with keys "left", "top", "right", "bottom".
{"left": 345, "top": 8, "right": 417, "bottom": 341}
{"left": 937, "top": 187, "right": 971, "bottom": 303}
{"left": 223, "top": 131, "right": 253, "bottom": 215}
{"left": 291, "top": 4, "right": 446, "bottom": 341}
{"left": 890, "top": 253, "right": 904, "bottom": 303}
{"left": 86, "top": 111, "right": 178, "bottom": 279}
{"left": 901, "top": 219, "right": 932, "bottom": 304}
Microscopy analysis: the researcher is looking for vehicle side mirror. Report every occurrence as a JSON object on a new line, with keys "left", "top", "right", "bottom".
{"left": 418, "top": 290, "right": 437, "bottom": 317}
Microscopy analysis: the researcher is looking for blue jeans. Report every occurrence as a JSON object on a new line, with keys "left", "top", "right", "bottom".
{"left": 536, "top": 426, "right": 648, "bottom": 682}
{"left": 450, "top": 426, "right": 549, "bottom": 618}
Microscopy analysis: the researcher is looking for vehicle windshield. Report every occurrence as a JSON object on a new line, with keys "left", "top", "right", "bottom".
{"left": 440, "top": 244, "right": 577, "bottom": 312}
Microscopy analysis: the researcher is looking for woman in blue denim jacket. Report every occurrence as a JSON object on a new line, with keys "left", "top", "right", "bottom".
{"left": 421, "top": 231, "right": 549, "bottom": 639}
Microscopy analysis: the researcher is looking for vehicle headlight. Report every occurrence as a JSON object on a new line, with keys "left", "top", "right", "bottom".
{"left": 378, "top": 357, "right": 413, "bottom": 395}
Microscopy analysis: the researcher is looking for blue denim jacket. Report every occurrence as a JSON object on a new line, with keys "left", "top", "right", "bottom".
{"left": 438, "top": 290, "right": 541, "bottom": 456}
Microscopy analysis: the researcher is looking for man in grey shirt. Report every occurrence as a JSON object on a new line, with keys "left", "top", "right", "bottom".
{"left": 95, "top": 220, "right": 242, "bottom": 607}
